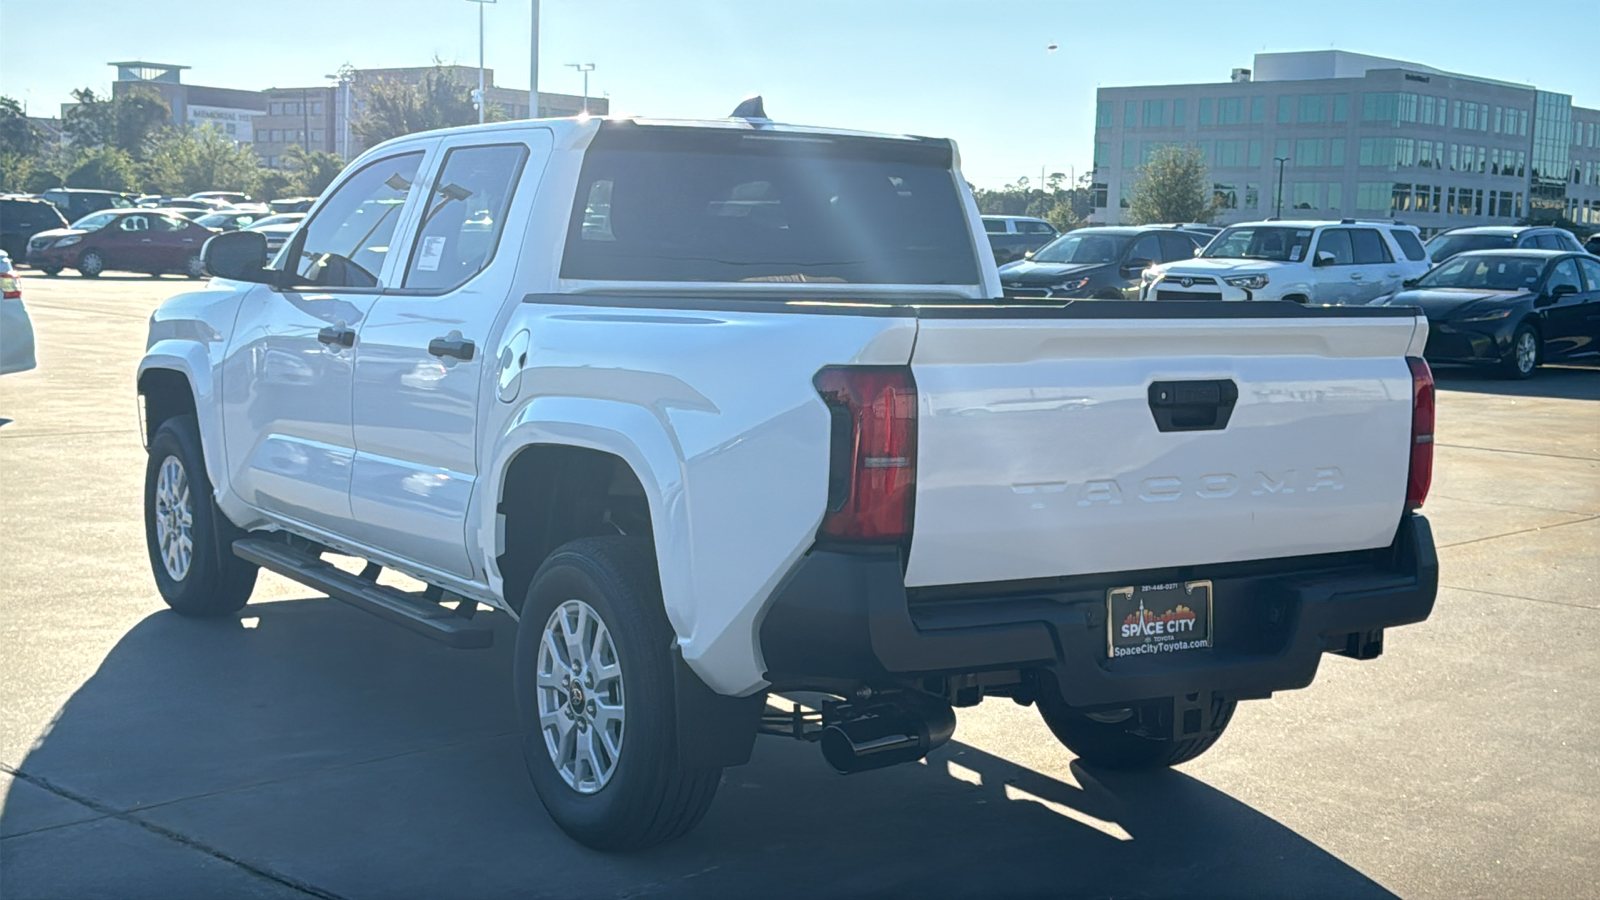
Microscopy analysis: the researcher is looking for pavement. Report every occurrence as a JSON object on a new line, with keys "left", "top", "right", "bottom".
{"left": 1, "top": 273, "right": 1597, "bottom": 900}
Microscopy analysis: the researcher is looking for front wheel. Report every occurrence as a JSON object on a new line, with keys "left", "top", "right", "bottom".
{"left": 1500, "top": 323, "right": 1539, "bottom": 380}
{"left": 513, "top": 537, "right": 722, "bottom": 850}
{"left": 76, "top": 250, "right": 104, "bottom": 278}
{"left": 144, "top": 414, "right": 257, "bottom": 616}
{"left": 1036, "top": 682, "right": 1235, "bottom": 770}
{"left": 184, "top": 253, "right": 205, "bottom": 279}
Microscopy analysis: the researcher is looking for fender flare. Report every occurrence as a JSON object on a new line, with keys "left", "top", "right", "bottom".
{"left": 137, "top": 342, "right": 228, "bottom": 497}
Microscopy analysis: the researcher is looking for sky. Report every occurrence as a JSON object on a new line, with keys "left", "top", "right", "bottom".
{"left": 2, "top": 0, "right": 1597, "bottom": 189}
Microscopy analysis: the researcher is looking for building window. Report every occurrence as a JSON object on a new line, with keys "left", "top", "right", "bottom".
{"left": 1091, "top": 183, "right": 1107, "bottom": 208}
{"left": 1362, "top": 93, "right": 1396, "bottom": 124}
{"left": 1142, "top": 100, "right": 1166, "bottom": 127}
{"left": 1392, "top": 183, "right": 1412, "bottom": 212}
{"left": 311, "top": 129, "right": 325, "bottom": 143}
{"left": 1250, "top": 97, "right": 1264, "bottom": 123}
{"left": 1330, "top": 138, "right": 1345, "bottom": 166}
{"left": 1291, "top": 183, "right": 1318, "bottom": 209}
{"left": 1245, "top": 183, "right": 1259, "bottom": 209}
{"left": 1278, "top": 96, "right": 1294, "bottom": 124}
{"left": 1172, "top": 98, "right": 1186, "bottom": 127}
{"left": 1451, "top": 100, "right": 1461, "bottom": 129}
{"left": 1333, "top": 95, "right": 1348, "bottom": 123}
{"left": 1297, "top": 95, "right": 1327, "bottom": 124}
{"left": 1122, "top": 141, "right": 1138, "bottom": 167}
{"left": 1094, "top": 140, "right": 1109, "bottom": 167}
{"left": 1275, "top": 138, "right": 1290, "bottom": 162}
{"left": 1295, "top": 138, "right": 1323, "bottom": 167}
{"left": 267, "top": 156, "right": 279, "bottom": 167}
{"left": 1326, "top": 183, "right": 1343, "bottom": 212}
{"left": 311, "top": 101, "right": 323, "bottom": 115}
{"left": 1213, "top": 183, "right": 1238, "bottom": 209}
{"left": 1198, "top": 98, "right": 1214, "bottom": 126}
{"left": 1096, "top": 101, "right": 1113, "bottom": 128}
{"left": 1520, "top": 109, "right": 1529, "bottom": 136}
{"left": 1124, "top": 100, "right": 1138, "bottom": 129}
{"left": 1217, "top": 97, "right": 1244, "bottom": 125}
{"left": 1356, "top": 182, "right": 1390, "bottom": 211}
{"left": 1421, "top": 96, "right": 1437, "bottom": 126}
{"left": 270, "top": 102, "right": 283, "bottom": 116}
{"left": 1248, "top": 139, "right": 1261, "bottom": 167}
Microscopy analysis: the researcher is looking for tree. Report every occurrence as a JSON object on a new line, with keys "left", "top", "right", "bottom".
{"left": 113, "top": 85, "right": 173, "bottom": 158}
{"left": 65, "top": 146, "right": 139, "bottom": 191}
{"left": 279, "top": 144, "right": 344, "bottom": 197}
{"left": 353, "top": 64, "right": 507, "bottom": 148}
{"left": 0, "top": 96, "right": 39, "bottom": 157}
{"left": 1124, "top": 144, "right": 1215, "bottom": 225}
{"left": 142, "top": 124, "right": 264, "bottom": 196}
{"left": 62, "top": 88, "right": 115, "bottom": 148}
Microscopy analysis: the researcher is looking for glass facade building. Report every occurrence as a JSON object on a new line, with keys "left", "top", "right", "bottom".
{"left": 1091, "top": 51, "right": 1600, "bottom": 233}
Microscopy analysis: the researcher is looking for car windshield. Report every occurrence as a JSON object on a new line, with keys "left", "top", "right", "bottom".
{"left": 250, "top": 214, "right": 303, "bottom": 228}
{"left": 196, "top": 213, "right": 233, "bottom": 227}
{"left": 1202, "top": 226, "right": 1315, "bottom": 262}
{"left": 1424, "top": 233, "right": 1513, "bottom": 261}
{"left": 1415, "top": 255, "right": 1545, "bottom": 291}
{"left": 1030, "top": 232, "right": 1131, "bottom": 264}
{"left": 70, "top": 212, "right": 118, "bottom": 231}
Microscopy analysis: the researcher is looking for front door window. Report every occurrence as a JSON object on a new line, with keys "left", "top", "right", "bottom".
{"left": 291, "top": 152, "right": 424, "bottom": 289}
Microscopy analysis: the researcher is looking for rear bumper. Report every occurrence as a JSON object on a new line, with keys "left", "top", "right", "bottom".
{"left": 759, "top": 514, "right": 1437, "bottom": 707}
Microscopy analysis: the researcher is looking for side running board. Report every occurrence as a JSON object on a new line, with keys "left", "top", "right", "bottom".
{"left": 233, "top": 536, "right": 494, "bottom": 649}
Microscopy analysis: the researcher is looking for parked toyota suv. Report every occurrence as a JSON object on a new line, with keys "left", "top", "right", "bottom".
{"left": 1144, "top": 219, "right": 1431, "bottom": 304}
{"left": 982, "top": 215, "right": 1059, "bottom": 265}
{"left": 999, "top": 225, "right": 1207, "bottom": 299}
{"left": 139, "top": 110, "right": 1438, "bottom": 851}
{"left": 1425, "top": 225, "right": 1584, "bottom": 264}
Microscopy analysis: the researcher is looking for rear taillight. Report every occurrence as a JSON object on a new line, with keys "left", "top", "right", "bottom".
{"left": 1406, "top": 357, "right": 1434, "bottom": 510}
{"left": 814, "top": 366, "right": 917, "bottom": 543}
{"left": 0, "top": 274, "right": 19, "bottom": 300}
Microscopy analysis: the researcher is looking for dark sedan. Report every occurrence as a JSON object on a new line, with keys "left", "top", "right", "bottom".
{"left": 1377, "top": 249, "right": 1600, "bottom": 379}
{"left": 998, "top": 226, "right": 1207, "bottom": 300}
{"left": 26, "top": 209, "right": 215, "bottom": 278}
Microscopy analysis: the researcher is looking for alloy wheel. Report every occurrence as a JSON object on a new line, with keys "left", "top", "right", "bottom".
{"left": 153, "top": 455, "right": 193, "bottom": 581}
{"left": 1516, "top": 331, "right": 1537, "bottom": 375}
{"left": 536, "top": 598, "right": 626, "bottom": 793}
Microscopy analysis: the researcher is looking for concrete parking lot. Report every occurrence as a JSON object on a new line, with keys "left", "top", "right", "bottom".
{"left": 1, "top": 273, "right": 1596, "bottom": 899}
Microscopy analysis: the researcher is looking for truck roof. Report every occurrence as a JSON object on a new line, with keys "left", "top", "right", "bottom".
{"left": 369, "top": 115, "right": 939, "bottom": 155}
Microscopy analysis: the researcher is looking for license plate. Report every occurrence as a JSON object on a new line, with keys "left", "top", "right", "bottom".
{"left": 1107, "top": 580, "right": 1212, "bottom": 658}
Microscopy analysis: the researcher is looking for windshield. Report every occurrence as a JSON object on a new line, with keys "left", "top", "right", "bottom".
{"left": 251, "top": 214, "right": 303, "bottom": 228}
{"left": 1424, "top": 233, "right": 1513, "bottom": 261}
{"left": 1030, "top": 232, "right": 1132, "bottom": 264}
{"left": 1202, "top": 226, "right": 1314, "bottom": 262}
{"left": 196, "top": 213, "right": 232, "bottom": 228}
{"left": 70, "top": 212, "right": 118, "bottom": 231}
{"left": 1415, "top": 255, "right": 1545, "bottom": 291}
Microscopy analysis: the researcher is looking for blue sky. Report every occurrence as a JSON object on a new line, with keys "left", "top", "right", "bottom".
{"left": 2, "top": 0, "right": 1596, "bottom": 188}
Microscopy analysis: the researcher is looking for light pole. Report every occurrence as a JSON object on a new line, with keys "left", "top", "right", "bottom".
{"left": 325, "top": 64, "right": 354, "bottom": 159}
{"left": 566, "top": 63, "right": 595, "bottom": 114}
{"left": 466, "top": 0, "right": 497, "bottom": 124}
{"left": 1273, "top": 156, "right": 1290, "bottom": 218}
{"left": 529, "top": 0, "right": 539, "bottom": 118}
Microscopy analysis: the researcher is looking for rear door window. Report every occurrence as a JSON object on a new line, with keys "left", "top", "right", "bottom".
{"left": 1158, "top": 231, "right": 1199, "bottom": 261}
{"left": 562, "top": 126, "right": 980, "bottom": 285}
{"left": 1315, "top": 229, "right": 1354, "bottom": 265}
{"left": 1350, "top": 229, "right": 1392, "bottom": 264}
{"left": 1125, "top": 233, "right": 1161, "bottom": 264}
{"left": 402, "top": 143, "right": 530, "bottom": 292}
{"left": 1390, "top": 229, "right": 1427, "bottom": 261}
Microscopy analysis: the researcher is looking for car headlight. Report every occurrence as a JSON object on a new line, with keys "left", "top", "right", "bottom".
{"left": 1455, "top": 308, "right": 1513, "bottom": 323}
{"left": 1224, "top": 274, "right": 1269, "bottom": 290}
{"left": 53, "top": 235, "right": 82, "bottom": 248}
{"left": 1051, "top": 277, "right": 1091, "bottom": 293}
{"left": 1141, "top": 268, "right": 1161, "bottom": 283}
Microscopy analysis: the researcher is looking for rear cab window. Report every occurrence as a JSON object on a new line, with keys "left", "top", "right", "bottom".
{"left": 562, "top": 125, "right": 981, "bottom": 286}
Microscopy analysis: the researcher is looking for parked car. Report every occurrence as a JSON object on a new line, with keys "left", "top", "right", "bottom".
{"left": 998, "top": 225, "right": 1208, "bottom": 299}
{"left": 159, "top": 198, "right": 230, "bottom": 212}
{"left": 0, "top": 196, "right": 69, "bottom": 263}
{"left": 41, "top": 188, "right": 134, "bottom": 222}
{"left": 0, "top": 251, "right": 35, "bottom": 375}
{"left": 1424, "top": 225, "right": 1584, "bottom": 264}
{"left": 142, "top": 111, "right": 1437, "bottom": 851}
{"left": 1375, "top": 249, "right": 1600, "bottom": 378}
{"left": 26, "top": 208, "right": 214, "bottom": 278}
{"left": 1145, "top": 219, "right": 1431, "bottom": 304}
{"left": 243, "top": 213, "right": 305, "bottom": 255}
{"left": 982, "top": 215, "right": 1059, "bottom": 265}
{"left": 189, "top": 191, "right": 252, "bottom": 205}
{"left": 195, "top": 210, "right": 265, "bottom": 232}
{"left": 268, "top": 196, "right": 317, "bottom": 214}
{"left": 163, "top": 208, "right": 214, "bottom": 222}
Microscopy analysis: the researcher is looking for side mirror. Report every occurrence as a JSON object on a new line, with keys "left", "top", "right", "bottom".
{"left": 1402, "top": 278, "right": 1419, "bottom": 289}
{"left": 201, "top": 230, "right": 274, "bottom": 284}
{"left": 1121, "top": 257, "right": 1154, "bottom": 275}
{"left": 1313, "top": 251, "right": 1336, "bottom": 267}
{"left": 1549, "top": 283, "right": 1579, "bottom": 300}
{"left": 1024, "top": 250, "right": 1035, "bottom": 260}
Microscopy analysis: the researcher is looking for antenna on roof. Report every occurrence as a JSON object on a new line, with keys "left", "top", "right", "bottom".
{"left": 730, "top": 95, "right": 767, "bottom": 119}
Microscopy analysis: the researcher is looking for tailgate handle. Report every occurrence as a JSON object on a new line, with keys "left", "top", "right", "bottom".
{"left": 1148, "top": 380, "right": 1238, "bottom": 432}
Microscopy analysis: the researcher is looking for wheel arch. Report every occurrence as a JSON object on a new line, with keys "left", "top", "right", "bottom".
{"left": 138, "top": 347, "right": 226, "bottom": 494}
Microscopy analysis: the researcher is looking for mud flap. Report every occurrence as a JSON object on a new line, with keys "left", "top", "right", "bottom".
{"left": 673, "top": 648, "right": 764, "bottom": 769}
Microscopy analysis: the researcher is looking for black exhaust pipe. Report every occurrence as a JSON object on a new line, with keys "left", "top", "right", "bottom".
{"left": 820, "top": 693, "right": 956, "bottom": 775}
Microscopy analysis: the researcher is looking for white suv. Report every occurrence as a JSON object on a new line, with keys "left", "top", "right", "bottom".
{"left": 1143, "top": 219, "right": 1431, "bottom": 304}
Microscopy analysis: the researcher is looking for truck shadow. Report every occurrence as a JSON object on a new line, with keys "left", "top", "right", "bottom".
{"left": 1433, "top": 361, "right": 1600, "bottom": 401}
{"left": 1, "top": 597, "right": 1394, "bottom": 900}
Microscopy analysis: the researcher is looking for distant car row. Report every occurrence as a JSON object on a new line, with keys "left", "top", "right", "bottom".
{"left": 21, "top": 208, "right": 306, "bottom": 279}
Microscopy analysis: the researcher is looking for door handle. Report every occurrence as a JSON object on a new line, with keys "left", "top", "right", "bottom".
{"left": 1349, "top": 273, "right": 1363, "bottom": 280}
{"left": 141, "top": 238, "right": 153, "bottom": 243}
{"left": 1148, "top": 380, "right": 1239, "bottom": 432}
{"left": 428, "top": 336, "right": 476, "bottom": 361}
{"left": 317, "top": 325, "right": 356, "bottom": 348}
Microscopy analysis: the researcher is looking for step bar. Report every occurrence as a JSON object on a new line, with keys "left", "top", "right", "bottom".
{"left": 233, "top": 536, "right": 494, "bottom": 649}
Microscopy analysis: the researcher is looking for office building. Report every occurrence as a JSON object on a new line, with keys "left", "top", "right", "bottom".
{"left": 1091, "top": 51, "right": 1600, "bottom": 233}
{"left": 101, "top": 61, "right": 607, "bottom": 170}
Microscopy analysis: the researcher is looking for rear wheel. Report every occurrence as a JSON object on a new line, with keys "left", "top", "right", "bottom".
{"left": 184, "top": 253, "right": 206, "bottom": 279}
{"left": 1500, "top": 323, "right": 1538, "bottom": 379}
{"left": 144, "top": 414, "right": 257, "bottom": 616}
{"left": 76, "top": 250, "right": 104, "bottom": 278}
{"left": 514, "top": 537, "right": 722, "bottom": 850}
{"left": 1036, "top": 682, "right": 1235, "bottom": 770}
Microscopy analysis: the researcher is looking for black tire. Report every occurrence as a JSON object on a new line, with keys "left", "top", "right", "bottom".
{"left": 1036, "top": 682, "right": 1235, "bottom": 770}
{"left": 144, "top": 414, "right": 257, "bottom": 617}
{"left": 1500, "top": 322, "right": 1539, "bottom": 380}
{"left": 513, "top": 537, "right": 722, "bottom": 851}
{"left": 39, "top": 267, "right": 61, "bottom": 277}
{"left": 77, "top": 250, "right": 104, "bottom": 278}
{"left": 184, "top": 252, "right": 205, "bottom": 279}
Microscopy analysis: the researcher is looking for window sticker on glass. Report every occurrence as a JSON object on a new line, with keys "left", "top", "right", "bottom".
{"left": 416, "top": 236, "right": 448, "bottom": 271}
{"left": 1289, "top": 245, "right": 1302, "bottom": 261}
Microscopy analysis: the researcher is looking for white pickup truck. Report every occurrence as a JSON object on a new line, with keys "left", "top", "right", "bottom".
{"left": 138, "top": 105, "right": 1439, "bottom": 850}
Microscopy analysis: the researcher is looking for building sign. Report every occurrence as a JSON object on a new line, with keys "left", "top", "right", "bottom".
{"left": 186, "top": 104, "right": 261, "bottom": 144}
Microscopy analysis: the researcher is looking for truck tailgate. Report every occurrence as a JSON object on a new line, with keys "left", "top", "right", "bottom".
{"left": 904, "top": 312, "right": 1422, "bottom": 588}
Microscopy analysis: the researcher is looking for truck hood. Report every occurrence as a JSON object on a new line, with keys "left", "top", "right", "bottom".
{"left": 996, "top": 261, "right": 1108, "bottom": 286}
{"left": 1384, "top": 288, "right": 1529, "bottom": 320}
{"left": 1158, "top": 258, "right": 1293, "bottom": 276}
